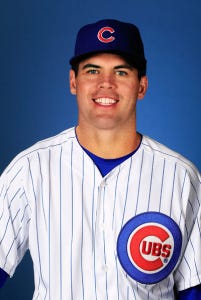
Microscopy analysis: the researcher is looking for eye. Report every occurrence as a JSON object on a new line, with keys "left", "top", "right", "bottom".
{"left": 116, "top": 70, "right": 128, "bottom": 76}
{"left": 87, "top": 69, "right": 99, "bottom": 74}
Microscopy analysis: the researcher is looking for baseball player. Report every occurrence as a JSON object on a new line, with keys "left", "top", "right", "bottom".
{"left": 0, "top": 19, "right": 201, "bottom": 299}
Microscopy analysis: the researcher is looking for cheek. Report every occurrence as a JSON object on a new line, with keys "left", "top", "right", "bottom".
{"left": 76, "top": 80, "right": 97, "bottom": 98}
{"left": 75, "top": 85, "right": 92, "bottom": 106}
{"left": 123, "top": 82, "right": 140, "bottom": 99}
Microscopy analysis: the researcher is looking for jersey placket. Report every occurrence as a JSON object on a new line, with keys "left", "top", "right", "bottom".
{"left": 94, "top": 176, "right": 118, "bottom": 299}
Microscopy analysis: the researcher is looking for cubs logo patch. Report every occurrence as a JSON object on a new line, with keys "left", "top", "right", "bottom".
{"left": 117, "top": 212, "right": 182, "bottom": 284}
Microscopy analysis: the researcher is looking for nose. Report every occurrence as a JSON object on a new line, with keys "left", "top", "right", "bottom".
{"left": 98, "top": 73, "right": 116, "bottom": 89}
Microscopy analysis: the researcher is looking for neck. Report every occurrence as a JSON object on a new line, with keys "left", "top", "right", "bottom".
{"left": 76, "top": 125, "right": 141, "bottom": 159}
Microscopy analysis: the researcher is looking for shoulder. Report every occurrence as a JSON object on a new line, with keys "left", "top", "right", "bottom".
{"left": 25, "top": 127, "right": 76, "bottom": 153}
{"left": 141, "top": 135, "right": 200, "bottom": 183}
{"left": 1, "top": 127, "right": 76, "bottom": 178}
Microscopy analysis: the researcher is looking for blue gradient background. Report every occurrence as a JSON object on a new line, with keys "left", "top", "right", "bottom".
{"left": 0, "top": 0, "right": 200, "bottom": 298}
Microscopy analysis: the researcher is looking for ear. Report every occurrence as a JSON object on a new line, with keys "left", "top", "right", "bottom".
{"left": 69, "top": 69, "right": 77, "bottom": 95}
{"left": 138, "top": 76, "right": 148, "bottom": 100}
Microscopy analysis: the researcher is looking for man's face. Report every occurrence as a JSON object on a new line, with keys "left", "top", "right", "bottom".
{"left": 70, "top": 53, "right": 148, "bottom": 131}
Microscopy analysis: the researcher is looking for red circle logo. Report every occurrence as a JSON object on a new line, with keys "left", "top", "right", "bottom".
{"left": 97, "top": 27, "right": 115, "bottom": 43}
{"left": 128, "top": 224, "right": 174, "bottom": 273}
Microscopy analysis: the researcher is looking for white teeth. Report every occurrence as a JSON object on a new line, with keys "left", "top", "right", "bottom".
{"left": 94, "top": 98, "right": 117, "bottom": 105}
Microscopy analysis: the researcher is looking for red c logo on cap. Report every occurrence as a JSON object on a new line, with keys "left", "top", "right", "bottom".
{"left": 97, "top": 27, "right": 115, "bottom": 43}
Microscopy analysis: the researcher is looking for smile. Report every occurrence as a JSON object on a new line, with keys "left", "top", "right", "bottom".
{"left": 93, "top": 98, "right": 118, "bottom": 105}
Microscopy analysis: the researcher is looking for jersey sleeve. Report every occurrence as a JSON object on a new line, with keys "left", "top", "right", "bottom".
{"left": 174, "top": 168, "right": 201, "bottom": 291}
{"left": 0, "top": 158, "right": 31, "bottom": 277}
{"left": 177, "top": 284, "right": 201, "bottom": 299}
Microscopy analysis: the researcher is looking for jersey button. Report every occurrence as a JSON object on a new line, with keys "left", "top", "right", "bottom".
{"left": 100, "top": 180, "right": 107, "bottom": 187}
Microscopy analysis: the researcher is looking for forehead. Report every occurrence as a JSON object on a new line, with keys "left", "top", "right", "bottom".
{"left": 79, "top": 52, "right": 130, "bottom": 68}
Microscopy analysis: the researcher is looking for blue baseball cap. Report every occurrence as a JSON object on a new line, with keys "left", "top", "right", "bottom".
{"left": 70, "top": 19, "right": 147, "bottom": 75}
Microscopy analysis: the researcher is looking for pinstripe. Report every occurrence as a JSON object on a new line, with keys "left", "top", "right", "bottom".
{"left": 93, "top": 257, "right": 98, "bottom": 300}
{"left": 121, "top": 157, "right": 133, "bottom": 227}
{"left": 127, "top": 285, "right": 129, "bottom": 299}
{"left": 6, "top": 166, "right": 24, "bottom": 186}
{"left": 103, "top": 229, "right": 109, "bottom": 300}
{"left": 135, "top": 149, "right": 144, "bottom": 215}
{"left": 158, "top": 281, "right": 163, "bottom": 298}
{"left": 159, "top": 158, "right": 165, "bottom": 211}
{"left": 147, "top": 153, "right": 154, "bottom": 211}
{"left": 183, "top": 255, "right": 192, "bottom": 278}
{"left": 115, "top": 254, "right": 120, "bottom": 300}
{"left": 196, "top": 215, "right": 201, "bottom": 236}
{"left": 16, "top": 218, "right": 31, "bottom": 251}
{"left": 37, "top": 152, "right": 47, "bottom": 300}
{"left": 131, "top": 285, "right": 137, "bottom": 300}
{"left": 48, "top": 148, "right": 51, "bottom": 300}
{"left": 19, "top": 204, "right": 29, "bottom": 226}
{"left": 28, "top": 157, "right": 46, "bottom": 300}
{"left": 92, "top": 165, "right": 98, "bottom": 300}
{"left": 188, "top": 197, "right": 195, "bottom": 215}
{"left": 112, "top": 169, "right": 122, "bottom": 299}
{"left": 11, "top": 208, "right": 20, "bottom": 224}
{"left": 166, "top": 277, "right": 172, "bottom": 297}
{"left": 93, "top": 184, "right": 101, "bottom": 300}
{"left": 37, "top": 152, "right": 47, "bottom": 230}
{"left": 176, "top": 269, "right": 185, "bottom": 288}
{"left": 93, "top": 231, "right": 98, "bottom": 300}
{"left": 31, "top": 150, "right": 47, "bottom": 299}
{"left": 81, "top": 151, "right": 85, "bottom": 300}
{"left": 190, "top": 179, "right": 200, "bottom": 206}
{"left": 178, "top": 170, "right": 187, "bottom": 225}
{"left": 102, "top": 185, "right": 109, "bottom": 300}
{"left": 28, "top": 157, "right": 40, "bottom": 299}
{"left": 91, "top": 164, "right": 96, "bottom": 252}
{"left": 3, "top": 225, "right": 23, "bottom": 269}
{"left": 94, "top": 186, "right": 99, "bottom": 238}
{"left": 8, "top": 188, "right": 21, "bottom": 209}
{"left": 185, "top": 194, "right": 196, "bottom": 240}
{"left": 170, "top": 163, "right": 177, "bottom": 217}
{"left": 184, "top": 218, "right": 191, "bottom": 241}
{"left": 0, "top": 184, "right": 4, "bottom": 197}
{"left": 59, "top": 146, "right": 62, "bottom": 300}
{"left": 70, "top": 141, "right": 74, "bottom": 300}
{"left": 112, "top": 165, "right": 121, "bottom": 229}
{"left": 1, "top": 187, "right": 8, "bottom": 204}
{"left": 0, "top": 202, "right": 4, "bottom": 221}
{"left": 189, "top": 236, "right": 201, "bottom": 283}
{"left": 0, "top": 128, "right": 200, "bottom": 299}
{"left": 0, "top": 216, "right": 11, "bottom": 244}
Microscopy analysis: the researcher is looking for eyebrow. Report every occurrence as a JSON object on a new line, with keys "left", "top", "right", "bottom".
{"left": 82, "top": 64, "right": 101, "bottom": 69}
{"left": 82, "top": 63, "right": 134, "bottom": 70}
{"left": 114, "top": 65, "right": 134, "bottom": 70}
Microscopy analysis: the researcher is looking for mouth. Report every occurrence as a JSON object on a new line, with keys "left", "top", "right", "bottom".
{"left": 93, "top": 97, "right": 118, "bottom": 106}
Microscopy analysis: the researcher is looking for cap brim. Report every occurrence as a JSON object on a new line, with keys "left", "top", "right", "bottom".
{"left": 69, "top": 50, "right": 146, "bottom": 76}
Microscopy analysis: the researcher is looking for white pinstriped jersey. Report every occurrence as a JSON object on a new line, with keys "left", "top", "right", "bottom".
{"left": 0, "top": 127, "right": 201, "bottom": 299}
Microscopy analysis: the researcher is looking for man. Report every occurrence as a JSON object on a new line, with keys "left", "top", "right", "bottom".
{"left": 0, "top": 19, "right": 200, "bottom": 299}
